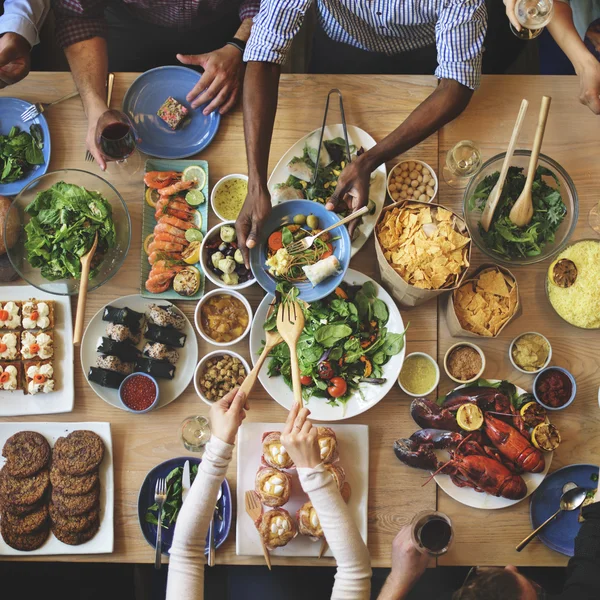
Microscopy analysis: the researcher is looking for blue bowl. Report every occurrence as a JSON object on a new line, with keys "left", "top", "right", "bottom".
{"left": 533, "top": 366, "right": 576, "bottom": 411}
{"left": 137, "top": 457, "right": 232, "bottom": 556}
{"left": 118, "top": 373, "right": 159, "bottom": 413}
{"left": 249, "top": 200, "right": 351, "bottom": 302}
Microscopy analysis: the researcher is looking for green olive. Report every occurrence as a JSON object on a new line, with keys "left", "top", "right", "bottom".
{"left": 293, "top": 214, "right": 307, "bottom": 225}
{"left": 306, "top": 215, "right": 319, "bottom": 230}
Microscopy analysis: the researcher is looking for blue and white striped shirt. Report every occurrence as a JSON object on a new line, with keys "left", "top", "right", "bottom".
{"left": 244, "top": 0, "right": 487, "bottom": 90}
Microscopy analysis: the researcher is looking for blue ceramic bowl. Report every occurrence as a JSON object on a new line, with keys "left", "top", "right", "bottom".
{"left": 118, "top": 373, "right": 159, "bottom": 413}
{"left": 249, "top": 200, "right": 351, "bottom": 302}
{"left": 137, "top": 457, "right": 232, "bottom": 556}
{"left": 533, "top": 366, "right": 576, "bottom": 411}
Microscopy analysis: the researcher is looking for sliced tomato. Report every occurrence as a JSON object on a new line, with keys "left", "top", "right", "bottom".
{"left": 268, "top": 231, "right": 284, "bottom": 252}
{"left": 300, "top": 375, "right": 312, "bottom": 386}
{"left": 327, "top": 377, "right": 347, "bottom": 398}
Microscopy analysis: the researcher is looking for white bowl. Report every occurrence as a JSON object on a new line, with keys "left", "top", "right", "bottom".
{"left": 195, "top": 288, "right": 253, "bottom": 347}
{"left": 443, "top": 342, "right": 486, "bottom": 385}
{"left": 509, "top": 331, "right": 552, "bottom": 375}
{"left": 210, "top": 174, "right": 248, "bottom": 222}
{"left": 200, "top": 220, "right": 256, "bottom": 291}
{"left": 387, "top": 159, "right": 438, "bottom": 204}
{"left": 194, "top": 350, "right": 250, "bottom": 406}
{"left": 397, "top": 352, "right": 440, "bottom": 397}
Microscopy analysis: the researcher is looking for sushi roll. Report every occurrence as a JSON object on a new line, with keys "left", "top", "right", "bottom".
{"left": 96, "top": 355, "right": 134, "bottom": 375}
{"left": 147, "top": 304, "right": 186, "bottom": 330}
{"left": 106, "top": 323, "right": 142, "bottom": 345}
{"left": 144, "top": 324, "right": 186, "bottom": 348}
{"left": 102, "top": 305, "right": 144, "bottom": 332}
{"left": 135, "top": 357, "right": 176, "bottom": 380}
{"left": 21, "top": 331, "right": 53, "bottom": 360}
{"left": 96, "top": 337, "right": 141, "bottom": 362}
{"left": 88, "top": 367, "right": 126, "bottom": 389}
{"left": 302, "top": 255, "right": 341, "bottom": 287}
{"left": 22, "top": 299, "right": 54, "bottom": 330}
{"left": 23, "top": 360, "right": 54, "bottom": 395}
{"left": 0, "top": 332, "right": 19, "bottom": 361}
{"left": 143, "top": 342, "right": 179, "bottom": 365}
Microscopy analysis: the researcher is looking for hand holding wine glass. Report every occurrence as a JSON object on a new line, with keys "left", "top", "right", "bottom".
{"left": 94, "top": 109, "right": 141, "bottom": 174}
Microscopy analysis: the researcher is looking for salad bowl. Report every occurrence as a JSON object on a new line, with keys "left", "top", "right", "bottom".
{"left": 5, "top": 169, "right": 131, "bottom": 295}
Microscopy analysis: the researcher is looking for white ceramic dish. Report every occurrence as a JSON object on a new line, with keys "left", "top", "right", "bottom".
{"left": 0, "top": 284, "right": 73, "bottom": 416}
{"left": 0, "top": 421, "right": 114, "bottom": 555}
{"left": 81, "top": 295, "right": 197, "bottom": 411}
{"left": 210, "top": 174, "right": 248, "bottom": 222}
{"left": 509, "top": 332, "right": 552, "bottom": 375}
{"left": 194, "top": 350, "right": 250, "bottom": 405}
{"left": 443, "top": 342, "right": 486, "bottom": 385}
{"left": 195, "top": 289, "right": 252, "bottom": 348}
{"left": 397, "top": 352, "right": 440, "bottom": 397}
{"left": 267, "top": 124, "right": 387, "bottom": 257}
{"left": 386, "top": 159, "right": 438, "bottom": 203}
{"left": 236, "top": 422, "right": 368, "bottom": 557}
{"left": 248, "top": 268, "right": 406, "bottom": 421}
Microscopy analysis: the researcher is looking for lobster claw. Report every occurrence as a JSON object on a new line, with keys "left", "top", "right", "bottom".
{"left": 393, "top": 438, "right": 438, "bottom": 471}
{"left": 410, "top": 399, "right": 461, "bottom": 432}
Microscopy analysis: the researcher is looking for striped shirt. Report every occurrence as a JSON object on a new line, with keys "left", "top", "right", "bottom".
{"left": 245, "top": 0, "right": 487, "bottom": 89}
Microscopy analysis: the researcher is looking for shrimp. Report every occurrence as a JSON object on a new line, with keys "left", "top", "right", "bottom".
{"left": 155, "top": 207, "right": 194, "bottom": 222}
{"left": 158, "top": 179, "right": 196, "bottom": 196}
{"left": 154, "top": 233, "right": 189, "bottom": 246}
{"left": 154, "top": 223, "right": 186, "bottom": 238}
{"left": 145, "top": 273, "right": 175, "bottom": 294}
{"left": 148, "top": 251, "right": 182, "bottom": 265}
{"left": 148, "top": 240, "right": 186, "bottom": 254}
{"left": 155, "top": 198, "right": 195, "bottom": 217}
{"left": 149, "top": 265, "right": 184, "bottom": 277}
{"left": 144, "top": 171, "right": 181, "bottom": 189}
{"left": 158, "top": 215, "right": 198, "bottom": 231}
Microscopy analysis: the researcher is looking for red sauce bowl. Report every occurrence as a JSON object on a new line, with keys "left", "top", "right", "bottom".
{"left": 118, "top": 373, "right": 159, "bottom": 413}
{"left": 533, "top": 366, "right": 576, "bottom": 411}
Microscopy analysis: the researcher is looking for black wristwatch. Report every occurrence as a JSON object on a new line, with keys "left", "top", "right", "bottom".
{"left": 227, "top": 37, "right": 247, "bottom": 54}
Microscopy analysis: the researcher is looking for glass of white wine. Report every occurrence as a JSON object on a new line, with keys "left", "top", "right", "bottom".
{"left": 510, "top": 0, "right": 554, "bottom": 40}
{"left": 180, "top": 416, "right": 211, "bottom": 452}
{"left": 442, "top": 140, "right": 482, "bottom": 188}
{"left": 589, "top": 202, "right": 600, "bottom": 235}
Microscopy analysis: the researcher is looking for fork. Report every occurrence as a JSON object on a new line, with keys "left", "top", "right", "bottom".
{"left": 154, "top": 477, "right": 167, "bottom": 570}
{"left": 245, "top": 490, "right": 271, "bottom": 570}
{"left": 86, "top": 72, "right": 115, "bottom": 162}
{"left": 276, "top": 301, "right": 305, "bottom": 408}
{"left": 20, "top": 90, "right": 80, "bottom": 122}
{"left": 287, "top": 205, "right": 369, "bottom": 254}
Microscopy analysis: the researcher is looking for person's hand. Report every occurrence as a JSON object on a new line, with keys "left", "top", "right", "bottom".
{"left": 235, "top": 184, "right": 272, "bottom": 268}
{"left": 280, "top": 403, "right": 321, "bottom": 469}
{"left": 208, "top": 387, "right": 248, "bottom": 445}
{"left": 503, "top": 0, "right": 521, "bottom": 31}
{"left": 84, "top": 101, "right": 113, "bottom": 170}
{"left": 578, "top": 57, "right": 600, "bottom": 115}
{"left": 0, "top": 33, "right": 31, "bottom": 88}
{"left": 178, "top": 45, "right": 244, "bottom": 115}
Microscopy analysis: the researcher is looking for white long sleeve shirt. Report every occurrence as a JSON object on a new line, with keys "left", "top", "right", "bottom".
{"left": 0, "top": 0, "right": 50, "bottom": 47}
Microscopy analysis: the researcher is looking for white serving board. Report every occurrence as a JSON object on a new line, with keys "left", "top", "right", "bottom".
{"left": 236, "top": 422, "right": 368, "bottom": 557}
{"left": 0, "top": 284, "right": 74, "bottom": 416}
{"left": 0, "top": 421, "right": 114, "bottom": 555}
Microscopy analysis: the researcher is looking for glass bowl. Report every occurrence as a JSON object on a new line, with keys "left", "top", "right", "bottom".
{"left": 5, "top": 169, "right": 131, "bottom": 295}
{"left": 462, "top": 151, "right": 578, "bottom": 266}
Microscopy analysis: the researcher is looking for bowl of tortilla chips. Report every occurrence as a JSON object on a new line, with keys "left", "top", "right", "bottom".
{"left": 375, "top": 200, "right": 471, "bottom": 307}
{"left": 446, "top": 265, "right": 519, "bottom": 338}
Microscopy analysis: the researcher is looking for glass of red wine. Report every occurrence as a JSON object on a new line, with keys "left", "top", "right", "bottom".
{"left": 410, "top": 510, "right": 453, "bottom": 556}
{"left": 95, "top": 110, "right": 141, "bottom": 174}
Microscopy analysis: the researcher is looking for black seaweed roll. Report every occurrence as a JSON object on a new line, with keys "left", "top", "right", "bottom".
{"left": 102, "top": 305, "right": 144, "bottom": 332}
{"left": 144, "top": 324, "right": 186, "bottom": 348}
{"left": 135, "top": 357, "right": 176, "bottom": 380}
{"left": 96, "top": 337, "right": 141, "bottom": 362}
{"left": 88, "top": 367, "right": 126, "bottom": 389}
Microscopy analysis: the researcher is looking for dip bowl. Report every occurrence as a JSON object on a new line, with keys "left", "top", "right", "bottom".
{"left": 397, "top": 352, "right": 440, "bottom": 397}
{"left": 118, "top": 372, "right": 159, "bottom": 414}
{"left": 533, "top": 366, "right": 576, "bottom": 411}
{"left": 443, "top": 342, "right": 486, "bottom": 385}
{"left": 509, "top": 332, "right": 552, "bottom": 375}
{"left": 194, "top": 350, "right": 250, "bottom": 406}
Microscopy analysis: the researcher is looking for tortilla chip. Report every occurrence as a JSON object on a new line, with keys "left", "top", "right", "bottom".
{"left": 477, "top": 270, "right": 510, "bottom": 297}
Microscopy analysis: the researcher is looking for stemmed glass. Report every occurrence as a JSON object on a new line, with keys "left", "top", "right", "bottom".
{"left": 442, "top": 140, "right": 483, "bottom": 188}
{"left": 95, "top": 109, "right": 141, "bottom": 174}
{"left": 180, "top": 416, "right": 211, "bottom": 453}
{"left": 510, "top": 0, "right": 554, "bottom": 40}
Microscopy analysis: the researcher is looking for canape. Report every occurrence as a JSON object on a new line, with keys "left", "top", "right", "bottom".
{"left": 22, "top": 299, "right": 54, "bottom": 330}
{"left": 256, "top": 508, "right": 298, "bottom": 550}
{"left": 261, "top": 431, "right": 294, "bottom": 470}
{"left": 23, "top": 360, "right": 55, "bottom": 394}
{"left": 255, "top": 466, "right": 292, "bottom": 508}
{"left": 21, "top": 331, "right": 53, "bottom": 360}
{"left": 0, "top": 362, "right": 21, "bottom": 391}
{"left": 0, "top": 301, "right": 21, "bottom": 330}
{"left": 0, "top": 332, "right": 19, "bottom": 361}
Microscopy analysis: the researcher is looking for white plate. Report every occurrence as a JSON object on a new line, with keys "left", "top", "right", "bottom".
{"left": 249, "top": 268, "right": 406, "bottom": 421}
{"left": 434, "top": 382, "right": 553, "bottom": 510}
{"left": 0, "top": 285, "right": 73, "bottom": 416}
{"left": 267, "top": 124, "right": 387, "bottom": 257}
{"left": 236, "top": 422, "right": 368, "bottom": 557}
{"left": 80, "top": 294, "right": 197, "bottom": 411}
{"left": 0, "top": 421, "right": 114, "bottom": 555}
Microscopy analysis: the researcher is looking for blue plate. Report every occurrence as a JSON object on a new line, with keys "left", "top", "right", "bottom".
{"left": 122, "top": 66, "right": 220, "bottom": 159}
{"left": 529, "top": 463, "right": 598, "bottom": 556}
{"left": 249, "top": 199, "right": 351, "bottom": 302}
{"left": 0, "top": 98, "right": 51, "bottom": 196}
{"left": 137, "top": 457, "right": 232, "bottom": 556}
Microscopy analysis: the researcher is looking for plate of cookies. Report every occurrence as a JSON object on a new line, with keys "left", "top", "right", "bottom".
{"left": 0, "top": 422, "right": 113, "bottom": 555}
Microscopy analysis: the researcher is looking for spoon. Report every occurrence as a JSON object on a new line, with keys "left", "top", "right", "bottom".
{"left": 481, "top": 99, "right": 529, "bottom": 232}
{"left": 515, "top": 486, "right": 587, "bottom": 552}
{"left": 509, "top": 96, "right": 552, "bottom": 228}
{"left": 207, "top": 487, "right": 223, "bottom": 567}
{"left": 73, "top": 232, "right": 98, "bottom": 346}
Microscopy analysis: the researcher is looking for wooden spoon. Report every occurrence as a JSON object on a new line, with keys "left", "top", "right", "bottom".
{"left": 276, "top": 300, "right": 305, "bottom": 408}
{"left": 73, "top": 232, "right": 98, "bottom": 346}
{"left": 481, "top": 99, "right": 529, "bottom": 232}
{"left": 509, "top": 96, "right": 552, "bottom": 228}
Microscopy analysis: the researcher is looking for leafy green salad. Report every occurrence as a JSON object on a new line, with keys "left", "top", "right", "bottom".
{"left": 469, "top": 166, "right": 566, "bottom": 260}
{"left": 264, "top": 282, "right": 407, "bottom": 407}
{"left": 0, "top": 125, "right": 44, "bottom": 183}
{"left": 24, "top": 182, "right": 117, "bottom": 280}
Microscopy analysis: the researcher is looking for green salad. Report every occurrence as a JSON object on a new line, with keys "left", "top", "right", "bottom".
{"left": 469, "top": 166, "right": 566, "bottom": 260}
{"left": 24, "top": 182, "right": 117, "bottom": 280}
{"left": 264, "top": 282, "right": 407, "bottom": 407}
{"left": 0, "top": 125, "right": 44, "bottom": 183}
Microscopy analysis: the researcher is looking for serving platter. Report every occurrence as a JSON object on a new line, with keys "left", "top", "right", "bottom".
{"left": 249, "top": 268, "right": 406, "bottom": 421}
{"left": 80, "top": 294, "right": 197, "bottom": 411}
{"left": 236, "top": 422, "right": 368, "bottom": 558}
{"left": 0, "top": 421, "right": 114, "bottom": 556}
{"left": 267, "top": 124, "right": 386, "bottom": 257}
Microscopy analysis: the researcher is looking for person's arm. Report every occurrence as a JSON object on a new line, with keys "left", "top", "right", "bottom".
{"left": 166, "top": 388, "right": 247, "bottom": 600}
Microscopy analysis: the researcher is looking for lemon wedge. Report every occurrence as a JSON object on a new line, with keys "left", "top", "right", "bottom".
{"left": 182, "top": 165, "right": 207, "bottom": 190}
{"left": 531, "top": 422, "right": 561, "bottom": 452}
{"left": 520, "top": 401, "right": 546, "bottom": 429}
{"left": 456, "top": 403, "right": 484, "bottom": 431}
{"left": 182, "top": 241, "right": 201, "bottom": 264}
{"left": 143, "top": 234, "right": 155, "bottom": 255}
{"left": 145, "top": 187, "right": 160, "bottom": 208}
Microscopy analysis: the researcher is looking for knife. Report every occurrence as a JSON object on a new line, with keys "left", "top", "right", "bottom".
{"left": 182, "top": 460, "right": 191, "bottom": 504}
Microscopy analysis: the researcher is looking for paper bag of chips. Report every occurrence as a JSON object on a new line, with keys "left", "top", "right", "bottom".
{"left": 375, "top": 200, "right": 472, "bottom": 307}
{"left": 446, "top": 264, "right": 520, "bottom": 338}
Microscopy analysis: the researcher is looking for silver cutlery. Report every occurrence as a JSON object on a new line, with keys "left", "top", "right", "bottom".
{"left": 86, "top": 72, "right": 115, "bottom": 162}
{"left": 207, "top": 487, "right": 222, "bottom": 567}
{"left": 21, "top": 90, "right": 80, "bottom": 122}
{"left": 181, "top": 460, "right": 191, "bottom": 504}
{"left": 154, "top": 477, "right": 167, "bottom": 569}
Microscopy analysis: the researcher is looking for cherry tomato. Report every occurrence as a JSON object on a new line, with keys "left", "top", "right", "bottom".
{"left": 327, "top": 377, "right": 347, "bottom": 398}
{"left": 300, "top": 375, "right": 312, "bottom": 386}
{"left": 317, "top": 360, "right": 334, "bottom": 380}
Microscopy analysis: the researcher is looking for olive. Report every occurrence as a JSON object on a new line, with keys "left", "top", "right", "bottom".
{"left": 293, "top": 214, "right": 307, "bottom": 225}
{"left": 306, "top": 214, "right": 319, "bottom": 230}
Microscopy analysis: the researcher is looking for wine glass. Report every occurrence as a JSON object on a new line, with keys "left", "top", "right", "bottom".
{"left": 180, "top": 416, "right": 211, "bottom": 453}
{"left": 410, "top": 510, "right": 454, "bottom": 556}
{"left": 442, "top": 140, "right": 482, "bottom": 188}
{"left": 510, "top": 0, "right": 554, "bottom": 40}
{"left": 589, "top": 202, "right": 600, "bottom": 235}
{"left": 95, "top": 109, "right": 141, "bottom": 174}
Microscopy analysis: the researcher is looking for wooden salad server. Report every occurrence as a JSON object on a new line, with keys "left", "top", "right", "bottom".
{"left": 73, "top": 232, "right": 98, "bottom": 346}
{"left": 276, "top": 301, "right": 305, "bottom": 408}
{"left": 245, "top": 490, "right": 272, "bottom": 570}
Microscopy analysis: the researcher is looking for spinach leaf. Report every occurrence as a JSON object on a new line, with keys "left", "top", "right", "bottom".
{"left": 314, "top": 323, "right": 352, "bottom": 347}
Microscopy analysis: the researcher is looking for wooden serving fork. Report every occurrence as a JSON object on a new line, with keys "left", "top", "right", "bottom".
{"left": 245, "top": 490, "right": 271, "bottom": 570}
{"left": 276, "top": 301, "right": 305, "bottom": 407}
